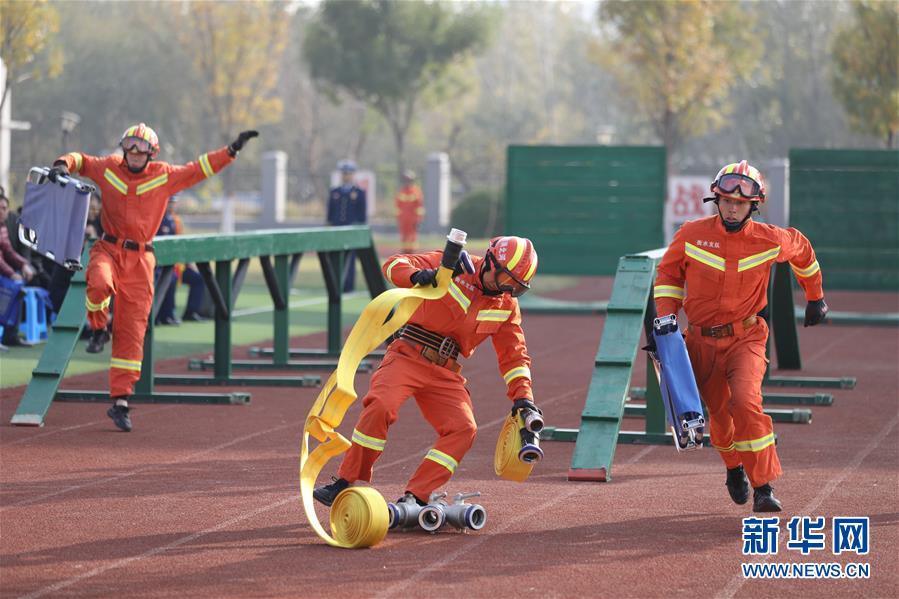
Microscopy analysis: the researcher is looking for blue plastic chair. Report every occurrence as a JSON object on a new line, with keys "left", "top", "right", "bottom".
{"left": 21, "top": 287, "right": 52, "bottom": 343}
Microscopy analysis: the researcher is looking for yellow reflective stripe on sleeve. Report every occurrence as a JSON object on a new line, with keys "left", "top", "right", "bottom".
{"left": 447, "top": 281, "right": 470, "bottom": 313}
{"left": 790, "top": 259, "right": 820, "bottom": 278}
{"left": 653, "top": 285, "right": 685, "bottom": 300}
{"left": 85, "top": 296, "right": 111, "bottom": 312}
{"left": 103, "top": 169, "right": 128, "bottom": 195}
{"left": 351, "top": 429, "right": 386, "bottom": 451}
{"left": 71, "top": 152, "right": 84, "bottom": 172}
{"left": 476, "top": 309, "right": 512, "bottom": 322}
{"left": 136, "top": 173, "right": 169, "bottom": 195}
{"left": 385, "top": 258, "right": 409, "bottom": 283}
{"left": 110, "top": 357, "right": 142, "bottom": 372}
{"left": 506, "top": 237, "right": 527, "bottom": 270}
{"left": 737, "top": 246, "right": 781, "bottom": 272}
{"left": 199, "top": 153, "right": 214, "bottom": 178}
{"left": 733, "top": 433, "right": 776, "bottom": 453}
{"left": 425, "top": 448, "right": 458, "bottom": 473}
{"left": 503, "top": 365, "right": 531, "bottom": 384}
{"left": 685, "top": 242, "right": 725, "bottom": 271}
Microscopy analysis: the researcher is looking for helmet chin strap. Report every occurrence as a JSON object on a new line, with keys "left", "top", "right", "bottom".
{"left": 714, "top": 197, "right": 758, "bottom": 233}
{"left": 478, "top": 253, "right": 502, "bottom": 296}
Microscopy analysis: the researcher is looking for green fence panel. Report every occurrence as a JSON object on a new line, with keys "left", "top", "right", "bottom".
{"left": 789, "top": 149, "right": 899, "bottom": 290}
{"left": 505, "top": 146, "right": 666, "bottom": 275}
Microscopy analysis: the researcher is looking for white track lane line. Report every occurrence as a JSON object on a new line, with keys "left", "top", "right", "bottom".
{"left": 716, "top": 413, "right": 899, "bottom": 599}
{"left": 2, "top": 405, "right": 179, "bottom": 447}
{"left": 2, "top": 420, "right": 299, "bottom": 511}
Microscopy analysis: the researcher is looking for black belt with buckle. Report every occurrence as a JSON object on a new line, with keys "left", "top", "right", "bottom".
{"left": 101, "top": 233, "right": 154, "bottom": 253}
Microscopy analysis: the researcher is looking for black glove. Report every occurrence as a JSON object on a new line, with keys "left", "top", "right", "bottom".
{"left": 410, "top": 268, "right": 438, "bottom": 287}
{"left": 804, "top": 298, "right": 828, "bottom": 327}
{"left": 227, "top": 130, "right": 259, "bottom": 156}
{"left": 512, "top": 398, "right": 543, "bottom": 433}
{"left": 47, "top": 164, "right": 69, "bottom": 184}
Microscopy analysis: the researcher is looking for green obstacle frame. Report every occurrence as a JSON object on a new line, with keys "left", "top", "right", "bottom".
{"left": 10, "top": 226, "right": 386, "bottom": 427}
{"left": 541, "top": 250, "right": 855, "bottom": 482}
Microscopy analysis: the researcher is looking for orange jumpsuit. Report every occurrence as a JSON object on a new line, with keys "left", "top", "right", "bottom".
{"left": 338, "top": 250, "right": 534, "bottom": 500}
{"left": 654, "top": 215, "right": 824, "bottom": 487}
{"left": 394, "top": 184, "right": 424, "bottom": 251}
{"left": 58, "top": 148, "right": 235, "bottom": 398}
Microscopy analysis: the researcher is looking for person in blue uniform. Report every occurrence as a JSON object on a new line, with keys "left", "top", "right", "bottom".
{"left": 326, "top": 159, "right": 367, "bottom": 292}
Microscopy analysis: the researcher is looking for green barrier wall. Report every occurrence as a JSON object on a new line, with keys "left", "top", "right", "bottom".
{"left": 789, "top": 149, "right": 899, "bottom": 291}
{"left": 505, "top": 145, "right": 666, "bottom": 275}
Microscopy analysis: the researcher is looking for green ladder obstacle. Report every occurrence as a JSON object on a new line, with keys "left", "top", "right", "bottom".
{"left": 544, "top": 251, "right": 855, "bottom": 482}
{"left": 11, "top": 226, "right": 386, "bottom": 427}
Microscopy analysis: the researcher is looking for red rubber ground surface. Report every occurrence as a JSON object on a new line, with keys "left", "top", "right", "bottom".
{"left": 1, "top": 286, "right": 897, "bottom": 598}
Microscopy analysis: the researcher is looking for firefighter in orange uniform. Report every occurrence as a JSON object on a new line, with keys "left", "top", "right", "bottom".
{"left": 47, "top": 124, "right": 258, "bottom": 432}
{"left": 314, "top": 236, "right": 541, "bottom": 508}
{"left": 654, "top": 160, "right": 828, "bottom": 512}
{"left": 395, "top": 170, "right": 424, "bottom": 253}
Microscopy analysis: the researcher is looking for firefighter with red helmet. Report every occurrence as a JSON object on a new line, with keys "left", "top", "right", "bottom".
{"left": 47, "top": 124, "right": 258, "bottom": 431}
{"left": 654, "top": 160, "right": 828, "bottom": 512}
{"left": 314, "top": 236, "right": 542, "bottom": 509}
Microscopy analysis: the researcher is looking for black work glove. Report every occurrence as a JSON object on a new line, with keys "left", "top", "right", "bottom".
{"left": 47, "top": 164, "right": 69, "bottom": 185}
{"left": 804, "top": 298, "right": 828, "bottom": 327}
{"left": 512, "top": 398, "right": 544, "bottom": 433}
{"left": 512, "top": 398, "right": 542, "bottom": 417}
{"left": 410, "top": 268, "right": 438, "bottom": 287}
{"left": 227, "top": 130, "right": 259, "bottom": 156}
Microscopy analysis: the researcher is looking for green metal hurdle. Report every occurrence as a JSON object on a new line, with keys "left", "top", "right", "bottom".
{"left": 10, "top": 226, "right": 386, "bottom": 427}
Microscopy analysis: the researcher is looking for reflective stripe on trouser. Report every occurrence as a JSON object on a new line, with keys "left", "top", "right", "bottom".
{"left": 338, "top": 340, "right": 476, "bottom": 501}
{"left": 686, "top": 318, "right": 782, "bottom": 487}
{"left": 86, "top": 241, "right": 156, "bottom": 397}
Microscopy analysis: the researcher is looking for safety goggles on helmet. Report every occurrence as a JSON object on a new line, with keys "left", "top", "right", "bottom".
{"left": 486, "top": 252, "right": 531, "bottom": 297}
{"left": 716, "top": 173, "right": 763, "bottom": 199}
{"left": 121, "top": 136, "right": 153, "bottom": 154}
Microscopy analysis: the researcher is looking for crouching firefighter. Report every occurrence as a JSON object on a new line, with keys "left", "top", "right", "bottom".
{"left": 314, "top": 236, "right": 543, "bottom": 529}
{"left": 654, "top": 160, "right": 828, "bottom": 512}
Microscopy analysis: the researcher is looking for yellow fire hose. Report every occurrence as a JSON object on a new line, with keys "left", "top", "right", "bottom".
{"left": 300, "top": 232, "right": 466, "bottom": 548}
{"left": 494, "top": 412, "right": 536, "bottom": 482}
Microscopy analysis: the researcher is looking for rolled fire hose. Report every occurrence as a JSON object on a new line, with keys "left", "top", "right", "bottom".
{"left": 300, "top": 229, "right": 468, "bottom": 548}
{"left": 494, "top": 412, "right": 535, "bottom": 482}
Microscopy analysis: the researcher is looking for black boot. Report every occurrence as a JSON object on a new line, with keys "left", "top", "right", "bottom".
{"left": 753, "top": 483, "right": 783, "bottom": 512}
{"left": 106, "top": 402, "right": 133, "bottom": 432}
{"left": 313, "top": 477, "right": 350, "bottom": 507}
{"left": 86, "top": 328, "right": 110, "bottom": 354}
{"left": 726, "top": 465, "right": 750, "bottom": 505}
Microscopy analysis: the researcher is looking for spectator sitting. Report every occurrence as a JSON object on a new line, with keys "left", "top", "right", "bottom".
{"left": 0, "top": 191, "right": 36, "bottom": 348}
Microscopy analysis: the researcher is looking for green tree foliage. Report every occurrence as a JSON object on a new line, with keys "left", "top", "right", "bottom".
{"left": 451, "top": 188, "right": 504, "bottom": 239}
{"left": 830, "top": 0, "right": 899, "bottom": 147}
{"left": 594, "top": 0, "right": 763, "bottom": 167}
{"left": 172, "top": 1, "right": 289, "bottom": 146}
{"left": 303, "top": 0, "right": 494, "bottom": 181}
{"left": 0, "top": 0, "right": 62, "bottom": 115}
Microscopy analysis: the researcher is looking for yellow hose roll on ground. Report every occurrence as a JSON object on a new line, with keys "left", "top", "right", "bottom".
{"left": 300, "top": 263, "right": 457, "bottom": 548}
{"left": 494, "top": 412, "right": 534, "bottom": 482}
{"left": 330, "top": 487, "right": 390, "bottom": 548}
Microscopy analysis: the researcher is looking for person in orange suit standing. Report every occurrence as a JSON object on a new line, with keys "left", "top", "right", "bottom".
{"left": 654, "top": 160, "right": 828, "bottom": 512}
{"left": 395, "top": 170, "right": 424, "bottom": 253}
{"left": 314, "top": 236, "right": 542, "bottom": 509}
{"left": 47, "top": 124, "right": 258, "bottom": 432}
